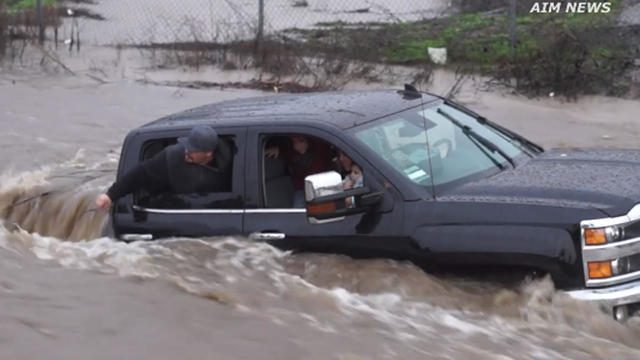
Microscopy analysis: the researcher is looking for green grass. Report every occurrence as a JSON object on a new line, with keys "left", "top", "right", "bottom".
{"left": 287, "top": 3, "right": 631, "bottom": 98}
{"left": 383, "top": 12, "right": 514, "bottom": 64}
{"left": 379, "top": 8, "right": 621, "bottom": 65}
{"left": 315, "top": 20, "right": 348, "bottom": 27}
{"left": 383, "top": 39, "right": 445, "bottom": 63}
{"left": 294, "top": 6, "right": 629, "bottom": 95}
{"left": 8, "top": 0, "right": 58, "bottom": 11}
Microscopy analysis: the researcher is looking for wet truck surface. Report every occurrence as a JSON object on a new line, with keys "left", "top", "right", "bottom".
{"left": 109, "top": 87, "right": 640, "bottom": 320}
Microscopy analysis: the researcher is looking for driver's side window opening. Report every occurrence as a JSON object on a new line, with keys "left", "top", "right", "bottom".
{"left": 135, "top": 135, "right": 237, "bottom": 209}
{"left": 260, "top": 134, "right": 364, "bottom": 209}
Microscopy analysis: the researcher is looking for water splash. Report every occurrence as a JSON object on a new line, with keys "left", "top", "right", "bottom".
{"left": 0, "top": 152, "right": 114, "bottom": 241}
{"left": 2, "top": 159, "right": 640, "bottom": 359}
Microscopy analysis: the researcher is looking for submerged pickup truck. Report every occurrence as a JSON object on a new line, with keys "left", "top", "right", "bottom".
{"left": 108, "top": 86, "right": 640, "bottom": 320}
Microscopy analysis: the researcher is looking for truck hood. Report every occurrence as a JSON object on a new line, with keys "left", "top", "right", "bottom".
{"left": 438, "top": 149, "right": 640, "bottom": 216}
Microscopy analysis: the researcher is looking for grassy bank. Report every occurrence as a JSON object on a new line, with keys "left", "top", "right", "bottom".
{"left": 7, "top": 0, "right": 58, "bottom": 11}
{"left": 1, "top": 0, "right": 60, "bottom": 44}
{"left": 284, "top": 3, "right": 638, "bottom": 98}
{"left": 0, "top": 0, "right": 94, "bottom": 60}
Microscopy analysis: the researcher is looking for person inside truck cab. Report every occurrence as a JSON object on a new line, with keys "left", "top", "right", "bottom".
{"left": 265, "top": 135, "right": 331, "bottom": 207}
{"left": 339, "top": 154, "right": 363, "bottom": 208}
{"left": 95, "top": 125, "right": 232, "bottom": 210}
{"left": 342, "top": 163, "right": 363, "bottom": 190}
{"left": 334, "top": 150, "right": 355, "bottom": 177}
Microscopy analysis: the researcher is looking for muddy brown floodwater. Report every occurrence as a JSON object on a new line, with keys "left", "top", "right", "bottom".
{"left": 1, "top": 48, "right": 640, "bottom": 360}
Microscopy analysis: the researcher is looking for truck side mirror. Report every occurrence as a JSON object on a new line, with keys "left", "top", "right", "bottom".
{"left": 304, "top": 171, "right": 382, "bottom": 224}
{"left": 304, "top": 171, "right": 346, "bottom": 224}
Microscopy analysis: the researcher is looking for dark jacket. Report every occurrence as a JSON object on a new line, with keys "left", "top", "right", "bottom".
{"left": 282, "top": 139, "right": 331, "bottom": 190}
{"left": 106, "top": 142, "right": 232, "bottom": 201}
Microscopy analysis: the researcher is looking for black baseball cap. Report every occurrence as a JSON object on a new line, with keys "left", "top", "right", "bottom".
{"left": 178, "top": 125, "right": 218, "bottom": 152}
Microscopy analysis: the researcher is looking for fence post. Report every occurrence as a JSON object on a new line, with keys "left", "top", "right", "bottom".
{"left": 508, "top": 0, "right": 516, "bottom": 61}
{"left": 1, "top": 1, "right": 5, "bottom": 56}
{"left": 37, "top": 0, "right": 44, "bottom": 44}
{"left": 257, "top": 0, "right": 264, "bottom": 43}
{"left": 255, "top": 0, "right": 264, "bottom": 62}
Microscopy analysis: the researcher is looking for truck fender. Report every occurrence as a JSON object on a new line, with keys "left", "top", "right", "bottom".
{"left": 411, "top": 225, "right": 580, "bottom": 283}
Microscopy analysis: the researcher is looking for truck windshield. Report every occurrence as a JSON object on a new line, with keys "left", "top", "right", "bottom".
{"left": 351, "top": 102, "right": 529, "bottom": 188}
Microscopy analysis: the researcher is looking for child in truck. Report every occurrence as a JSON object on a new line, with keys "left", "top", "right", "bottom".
{"left": 342, "top": 163, "right": 363, "bottom": 207}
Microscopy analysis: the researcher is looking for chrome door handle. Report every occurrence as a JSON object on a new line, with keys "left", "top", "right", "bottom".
{"left": 120, "top": 233, "right": 153, "bottom": 241}
{"left": 249, "top": 232, "right": 286, "bottom": 241}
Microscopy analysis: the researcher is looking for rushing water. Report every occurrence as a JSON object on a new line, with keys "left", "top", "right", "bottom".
{"left": 3, "top": 166, "right": 640, "bottom": 359}
{"left": 2, "top": 67, "right": 640, "bottom": 359}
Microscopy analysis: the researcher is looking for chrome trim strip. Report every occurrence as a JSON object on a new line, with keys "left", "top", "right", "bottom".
{"left": 249, "top": 232, "right": 286, "bottom": 241}
{"left": 245, "top": 209, "right": 306, "bottom": 214}
{"left": 580, "top": 226, "right": 589, "bottom": 287}
{"left": 121, "top": 233, "right": 153, "bottom": 241}
{"left": 133, "top": 205, "right": 244, "bottom": 214}
{"left": 309, "top": 216, "right": 345, "bottom": 224}
{"left": 133, "top": 206, "right": 307, "bottom": 214}
{"left": 566, "top": 278, "right": 640, "bottom": 308}
{"left": 583, "top": 237, "right": 640, "bottom": 262}
{"left": 629, "top": 204, "right": 640, "bottom": 221}
{"left": 581, "top": 204, "right": 640, "bottom": 229}
{"left": 582, "top": 214, "right": 633, "bottom": 229}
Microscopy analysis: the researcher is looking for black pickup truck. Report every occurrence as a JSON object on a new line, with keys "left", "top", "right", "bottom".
{"left": 109, "top": 86, "right": 640, "bottom": 320}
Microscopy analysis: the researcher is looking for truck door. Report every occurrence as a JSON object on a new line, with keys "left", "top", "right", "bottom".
{"left": 242, "top": 125, "right": 411, "bottom": 258}
{"left": 112, "top": 126, "right": 246, "bottom": 240}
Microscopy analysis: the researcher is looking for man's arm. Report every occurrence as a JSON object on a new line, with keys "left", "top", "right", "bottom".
{"left": 105, "top": 164, "right": 151, "bottom": 201}
{"left": 96, "top": 151, "right": 169, "bottom": 210}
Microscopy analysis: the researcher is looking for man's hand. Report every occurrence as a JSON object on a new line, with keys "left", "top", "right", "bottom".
{"left": 96, "top": 194, "right": 113, "bottom": 210}
{"left": 343, "top": 179, "right": 354, "bottom": 190}
{"left": 345, "top": 197, "right": 353, "bottom": 207}
{"left": 265, "top": 146, "right": 279, "bottom": 158}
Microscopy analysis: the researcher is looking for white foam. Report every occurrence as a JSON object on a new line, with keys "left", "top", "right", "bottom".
{"left": 0, "top": 166, "right": 52, "bottom": 189}
{"left": 440, "top": 312, "right": 492, "bottom": 335}
{"left": 59, "top": 149, "right": 87, "bottom": 169}
{"left": 15, "top": 229, "right": 157, "bottom": 278}
{"left": 0, "top": 149, "right": 117, "bottom": 192}
{"left": 300, "top": 313, "right": 337, "bottom": 333}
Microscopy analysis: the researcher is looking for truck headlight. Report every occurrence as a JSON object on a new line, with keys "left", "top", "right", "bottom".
{"left": 611, "top": 257, "right": 632, "bottom": 276}
{"left": 588, "top": 254, "right": 640, "bottom": 279}
{"left": 584, "top": 226, "right": 625, "bottom": 245}
{"left": 588, "top": 261, "right": 613, "bottom": 278}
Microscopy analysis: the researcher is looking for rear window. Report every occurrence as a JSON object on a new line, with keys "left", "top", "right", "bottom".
{"left": 135, "top": 136, "right": 238, "bottom": 209}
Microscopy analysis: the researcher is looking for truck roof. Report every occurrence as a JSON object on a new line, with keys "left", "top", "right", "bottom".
{"left": 141, "top": 89, "right": 439, "bottom": 130}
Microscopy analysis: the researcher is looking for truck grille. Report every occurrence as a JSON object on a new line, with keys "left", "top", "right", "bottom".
{"left": 581, "top": 204, "right": 640, "bottom": 287}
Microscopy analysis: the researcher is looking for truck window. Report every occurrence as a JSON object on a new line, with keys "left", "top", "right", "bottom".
{"left": 260, "top": 134, "right": 363, "bottom": 208}
{"left": 134, "top": 135, "right": 238, "bottom": 209}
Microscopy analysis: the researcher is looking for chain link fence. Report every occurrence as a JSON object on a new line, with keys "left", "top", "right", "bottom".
{"left": 21, "top": 0, "right": 453, "bottom": 46}
{"left": 3, "top": 0, "right": 639, "bottom": 97}
{"left": 4, "top": 1, "right": 640, "bottom": 49}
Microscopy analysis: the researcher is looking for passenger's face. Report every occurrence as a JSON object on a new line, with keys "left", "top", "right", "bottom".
{"left": 185, "top": 150, "right": 213, "bottom": 165}
{"left": 338, "top": 152, "right": 352, "bottom": 171}
{"left": 350, "top": 165, "right": 362, "bottom": 181}
{"left": 291, "top": 136, "right": 309, "bottom": 154}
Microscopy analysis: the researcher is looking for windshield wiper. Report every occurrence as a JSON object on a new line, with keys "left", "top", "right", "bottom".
{"left": 437, "top": 108, "right": 516, "bottom": 168}
{"left": 443, "top": 100, "right": 543, "bottom": 155}
{"left": 477, "top": 116, "right": 543, "bottom": 155}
